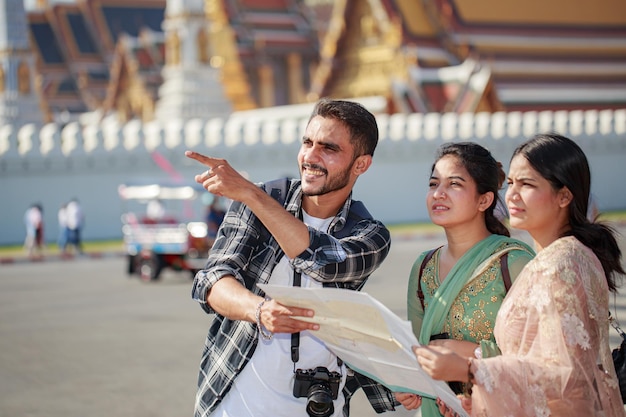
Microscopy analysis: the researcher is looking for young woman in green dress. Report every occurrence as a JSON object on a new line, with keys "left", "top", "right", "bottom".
{"left": 395, "top": 142, "right": 535, "bottom": 416}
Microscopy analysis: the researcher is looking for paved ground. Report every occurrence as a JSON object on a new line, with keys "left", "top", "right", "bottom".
{"left": 0, "top": 249, "right": 126, "bottom": 265}
{"left": 1, "top": 226, "right": 625, "bottom": 417}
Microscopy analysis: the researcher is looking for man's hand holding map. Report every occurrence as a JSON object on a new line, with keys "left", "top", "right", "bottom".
{"left": 258, "top": 284, "right": 470, "bottom": 417}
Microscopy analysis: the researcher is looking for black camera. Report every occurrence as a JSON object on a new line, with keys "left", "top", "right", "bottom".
{"left": 293, "top": 367, "right": 341, "bottom": 417}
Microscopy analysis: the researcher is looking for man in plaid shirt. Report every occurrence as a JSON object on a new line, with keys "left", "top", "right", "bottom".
{"left": 185, "top": 99, "right": 397, "bottom": 417}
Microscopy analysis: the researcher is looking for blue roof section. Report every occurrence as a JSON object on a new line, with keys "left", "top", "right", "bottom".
{"left": 67, "top": 12, "right": 98, "bottom": 54}
{"left": 57, "top": 77, "right": 79, "bottom": 93}
{"left": 88, "top": 70, "right": 109, "bottom": 82}
{"left": 101, "top": 6, "right": 165, "bottom": 42}
{"left": 29, "top": 22, "right": 65, "bottom": 64}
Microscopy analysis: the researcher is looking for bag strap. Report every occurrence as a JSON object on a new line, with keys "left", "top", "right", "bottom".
{"left": 417, "top": 247, "right": 440, "bottom": 310}
{"left": 264, "top": 177, "right": 290, "bottom": 206}
{"left": 611, "top": 311, "right": 626, "bottom": 341}
{"left": 500, "top": 252, "right": 511, "bottom": 292}
{"left": 341, "top": 200, "right": 372, "bottom": 237}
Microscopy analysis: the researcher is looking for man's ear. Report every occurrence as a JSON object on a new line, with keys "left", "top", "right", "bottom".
{"left": 353, "top": 155, "right": 372, "bottom": 175}
{"left": 558, "top": 187, "right": 573, "bottom": 208}
{"left": 478, "top": 192, "right": 495, "bottom": 212}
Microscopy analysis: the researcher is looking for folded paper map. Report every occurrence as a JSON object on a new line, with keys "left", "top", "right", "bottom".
{"left": 257, "top": 284, "right": 469, "bottom": 417}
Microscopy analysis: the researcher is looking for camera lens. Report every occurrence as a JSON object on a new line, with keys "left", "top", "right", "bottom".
{"left": 306, "top": 383, "right": 334, "bottom": 417}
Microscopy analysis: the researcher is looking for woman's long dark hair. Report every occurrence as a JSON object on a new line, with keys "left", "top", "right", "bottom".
{"left": 432, "top": 142, "right": 510, "bottom": 237}
{"left": 512, "top": 133, "right": 624, "bottom": 291}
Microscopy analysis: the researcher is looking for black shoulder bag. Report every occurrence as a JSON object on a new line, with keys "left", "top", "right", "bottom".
{"left": 610, "top": 312, "right": 626, "bottom": 403}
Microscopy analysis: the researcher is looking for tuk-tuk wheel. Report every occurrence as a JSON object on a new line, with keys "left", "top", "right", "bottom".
{"left": 138, "top": 253, "right": 163, "bottom": 281}
{"left": 127, "top": 255, "right": 136, "bottom": 275}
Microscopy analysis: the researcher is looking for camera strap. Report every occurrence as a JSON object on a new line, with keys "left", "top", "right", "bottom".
{"left": 290, "top": 266, "right": 343, "bottom": 371}
{"left": 291, "top": 269, "right": 302, "bottom": 366}
{"left": 291, "top": 206, "right": 303, "bottom": 366}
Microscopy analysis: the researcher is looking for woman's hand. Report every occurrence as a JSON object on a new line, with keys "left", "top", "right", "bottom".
{"left": 414, "top": 345, "right": 468, "bottom": 382}
{"left": 436, "top": 397, "right": 468, "bottom": 417}
{"left": 429, "top": 338, "right": 479, "bottom": 359}
{"left": 394, "top": 392, "right": 422, "bottom": 410}
{"left": 460, "top": 395, "right": 472, "bottom": 414}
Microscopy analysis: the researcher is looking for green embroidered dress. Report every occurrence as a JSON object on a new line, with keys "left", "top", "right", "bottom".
{"left": 406, "top": 234, "right": 535, "bottom": 417}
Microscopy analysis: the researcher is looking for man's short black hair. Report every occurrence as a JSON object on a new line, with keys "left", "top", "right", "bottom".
{"left": 309, "top": 98, "right": 379, "bottom": 157}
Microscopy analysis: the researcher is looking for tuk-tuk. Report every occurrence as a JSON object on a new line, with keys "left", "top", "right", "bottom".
{"left": 118, "top": 181, "right": 211, "bottom": 281}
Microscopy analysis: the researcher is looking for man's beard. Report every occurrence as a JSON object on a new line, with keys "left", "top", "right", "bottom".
{"left": 300, "top": 161, "right": 354, "bottom": 196}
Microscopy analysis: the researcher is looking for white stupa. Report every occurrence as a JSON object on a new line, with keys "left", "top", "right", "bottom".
{"left": 154, "top": 0, "right": 232, "bottom": 121}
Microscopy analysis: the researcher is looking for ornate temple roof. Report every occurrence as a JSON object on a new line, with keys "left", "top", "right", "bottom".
{"left": 102, "top": 29, "right": 165, "bottom": 122}
{"left": 21, "top": 0, "right": 626, "bottom": 121}
{"left": 310, "top": 0, "right": 626, "bottom": 113}
{"left": 25, "top": 0, "right": 320, "bottom": 121}
{"left": 210, "top": 0, "right": 320, "bottom": 110}
{"left": 27, "top": 0, "right": 165, "bottom": 121}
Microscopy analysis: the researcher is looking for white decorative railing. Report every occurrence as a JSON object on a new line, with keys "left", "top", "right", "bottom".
{"left": 1, "top": 109, "right": 624, "bottom": 162}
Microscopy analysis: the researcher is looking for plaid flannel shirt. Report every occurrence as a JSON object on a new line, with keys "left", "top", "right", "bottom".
{"left": 191, "top": 179, "right": 396, "bottom": 416}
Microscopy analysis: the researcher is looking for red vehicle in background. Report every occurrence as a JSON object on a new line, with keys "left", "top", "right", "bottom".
{"left": 118, "top": 181, "right": 211, "bottom": 281}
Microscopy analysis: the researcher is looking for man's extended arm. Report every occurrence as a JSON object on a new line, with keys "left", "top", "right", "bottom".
{"left": 185, "top": 150, "right": 311, "bottom": 259}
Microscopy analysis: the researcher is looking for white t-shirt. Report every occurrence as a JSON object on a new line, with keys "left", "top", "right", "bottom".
{"left": 58, "top": 207, "right": 67, "bottom": 228}
{"left": 65, "top": 201, "right": 83, "bottom": 230}
{"left": 212, "top": 212, "right": 347, "bottom": 417}
{"left": 27, "top": 207, "right": 42, "bottom": 228}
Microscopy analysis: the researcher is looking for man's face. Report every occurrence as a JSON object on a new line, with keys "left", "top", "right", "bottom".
{"left": 297, "top": 116, "right": 359, "bottom": 196}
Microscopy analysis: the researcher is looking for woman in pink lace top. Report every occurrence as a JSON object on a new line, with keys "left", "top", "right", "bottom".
{"left": 414, "top": 133, "right": 625, "bottom": 417}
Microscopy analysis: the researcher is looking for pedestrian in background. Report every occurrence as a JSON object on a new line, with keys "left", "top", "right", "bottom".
{"left": 23, "top": 203, "right": 44, "bottom": 257}
{"left": 57, "top": 202, "right": 68, "bottom": 255}
{"left": 65, "top": 198, "right": 84, "bottom": 255}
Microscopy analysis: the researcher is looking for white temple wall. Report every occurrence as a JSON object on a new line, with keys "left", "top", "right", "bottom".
{"left": 1, "top": 109, "right": 625, "bottom": 246}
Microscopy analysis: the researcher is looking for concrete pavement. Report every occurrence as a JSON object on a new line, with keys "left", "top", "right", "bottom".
{"left": 1, "top": 225, "right": 626, "bottom": 417}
